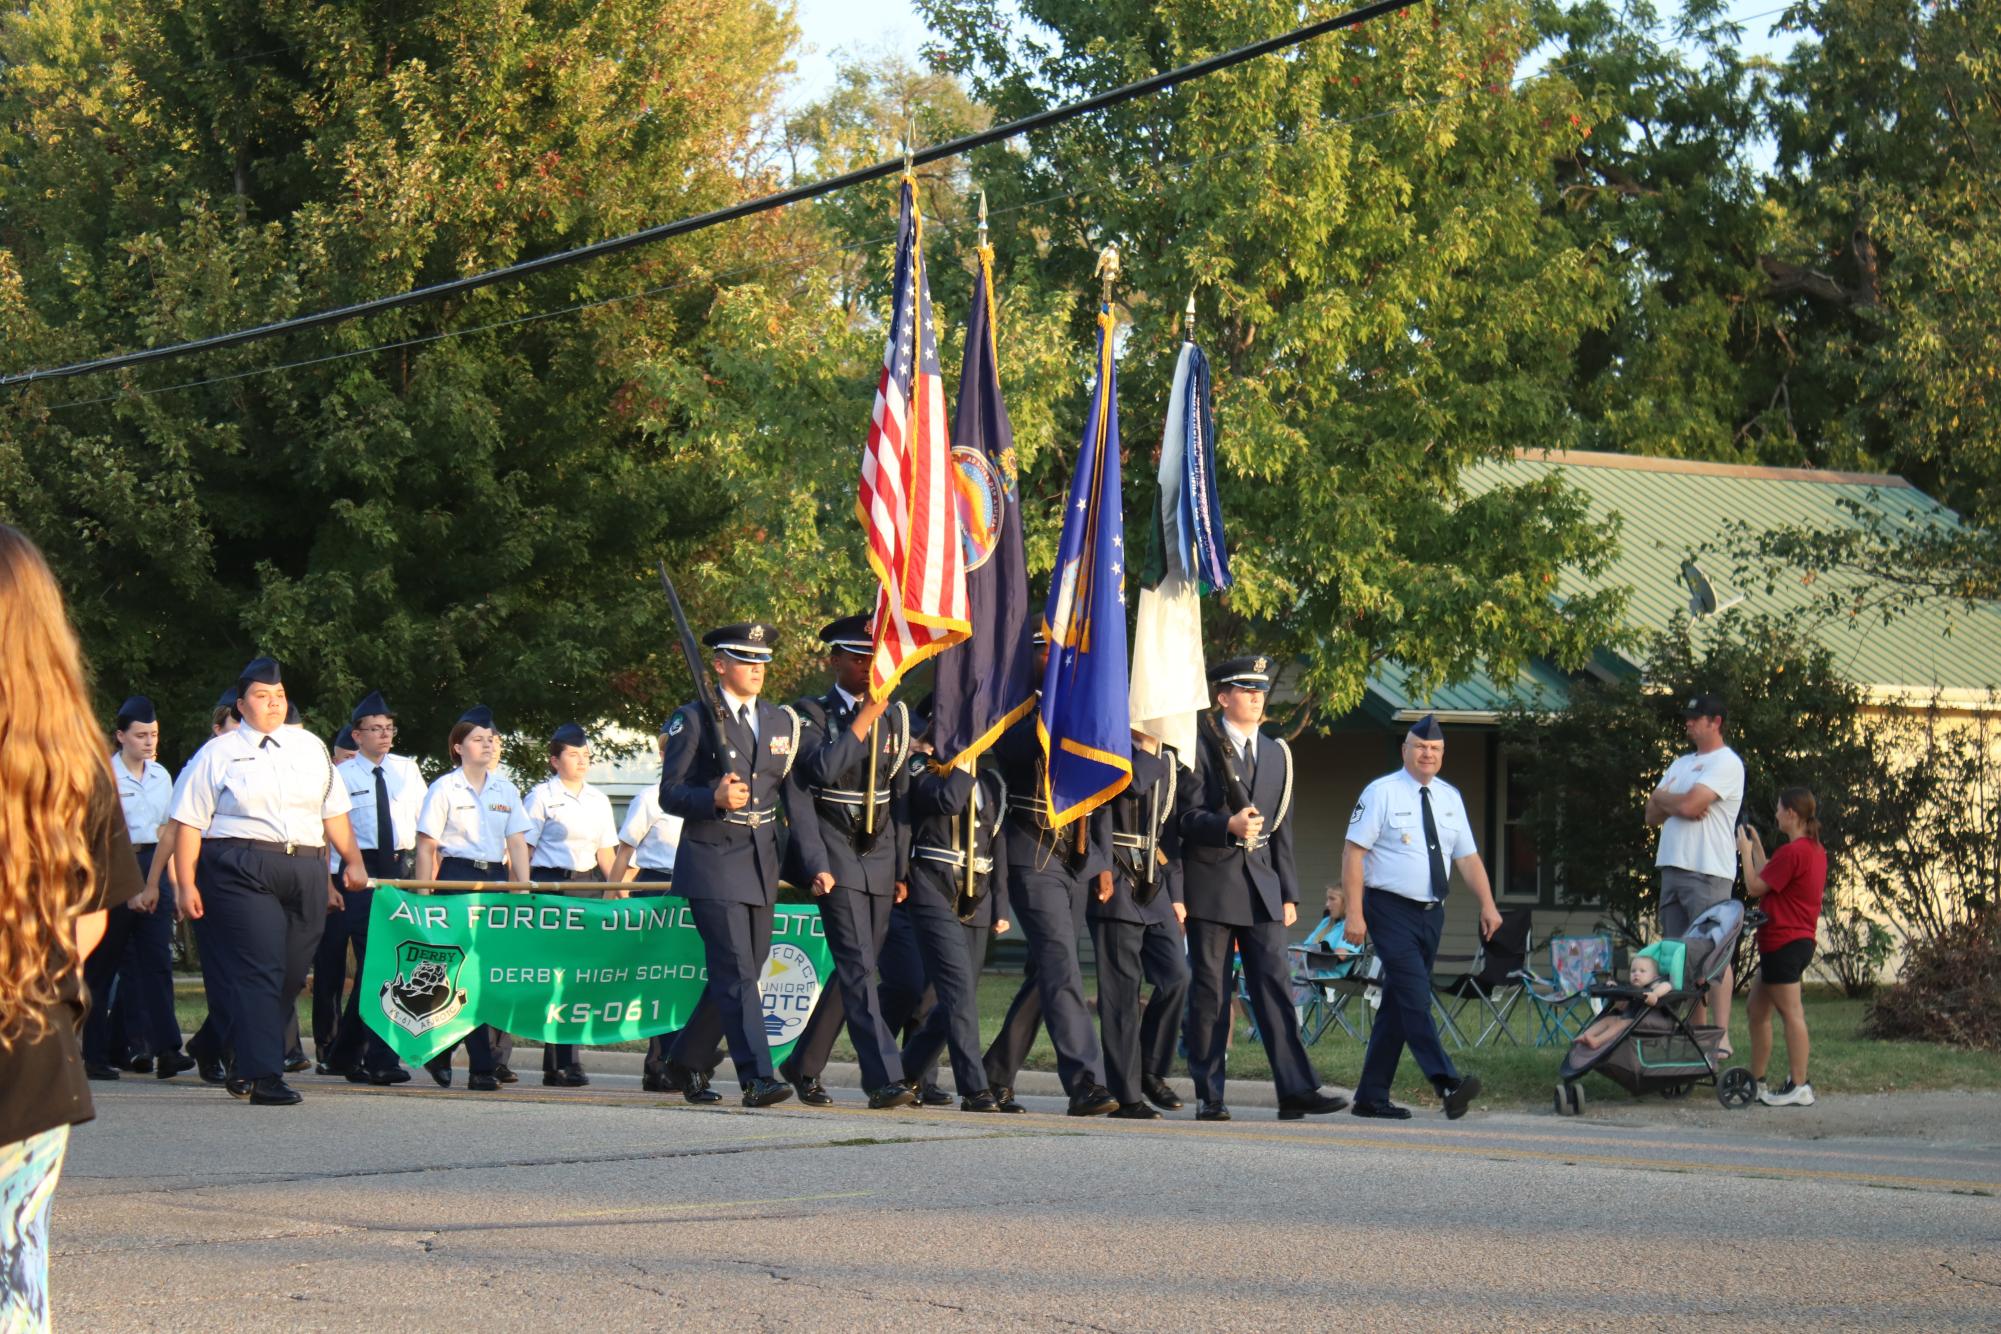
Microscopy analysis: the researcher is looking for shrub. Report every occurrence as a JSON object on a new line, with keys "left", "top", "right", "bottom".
{"left": 1866, "top": 910, "right": 2001, "bottom": 1052}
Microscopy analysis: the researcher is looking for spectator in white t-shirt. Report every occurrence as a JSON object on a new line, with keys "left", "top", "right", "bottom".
{"left": 1644, "top": 693, "right": 1746, "bottom": 1049}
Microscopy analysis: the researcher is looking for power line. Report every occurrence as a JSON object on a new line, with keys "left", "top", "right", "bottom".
{"left": 33, "top": 8, "right": 1798, "bottom": 414}
{"left": 1, "top": 0, "right": 1421, "bottom": 390}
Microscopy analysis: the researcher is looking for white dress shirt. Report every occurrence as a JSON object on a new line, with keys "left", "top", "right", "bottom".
{"left": 618, "top": 784, "right": 684, "bottom": 873}
{"left": 416, "top": 767, "right": 531, "bottom": 863}
{"left": 170, "top": 724, "right": 349, "bottom": 847}
{"left": 115, "top": 757, "right": 175, "bottom": 846}
{"left": 1345, "top": 768, "right": 1477, "bottom": 903}
{"left": 336, "top": 752, "right": 426, "bottom": 852}
{"left": 523, "top": 776, "right": 618, "bottom": 872}
{"left": 721, "top": 687, "right": 759, "bottom": 741}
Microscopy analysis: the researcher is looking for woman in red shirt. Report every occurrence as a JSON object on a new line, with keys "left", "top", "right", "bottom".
{"left": 1736, "top": 787, "right": 1827, "bottom": 1107}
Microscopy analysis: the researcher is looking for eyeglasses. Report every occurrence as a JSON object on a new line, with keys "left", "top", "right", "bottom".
{"left": 355, "top": 724, "right": 397, "bottom": 735}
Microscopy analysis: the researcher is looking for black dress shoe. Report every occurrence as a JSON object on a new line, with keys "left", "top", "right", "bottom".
{"left": 1277, "top": 1090, "right": 1351, "bottom": 1120}
{"left": 742, "top": 1076, "right": 793, "bottom": 1108}
{"left": 283, "top": 1055, "right": 312, "bottom": 1074}
{"left": 1439, "top": 1074, "right": 1481, "bottom": 1121}
{"left": 155, "top": 1053, "right": 197, "bottom": 1080}
{"left": 790, "top": 1075, "right": 834, "bottom": 1107}
{"left": 1109, "top": 1102, "right": 1162, "bottom": 1120}
{"left": 225, "top": 1077, "right": 253, "bottom": 1099}
{"left": 919, "top": 1084, "right": 954, "bottom": 1107}
{"left": 1142, "top": 1075, "right": 1183, "bottom": 1111}
{"left": 368, "top": 1067, "right": 413, "bottom": 1086}
{"left": 196, "top": 1056, "right": 228, "bottom": 1086}
{"left": 84, "top": 1061, "right": 121, "bottom": 1081}
{"left": 868, "top": 1084, "right": 917, "bottom": 1110}
{"left": 424, "top": 1056, "right": 453, "bottom": 1088}
{"left": 961, "top": 1090, "right": 1001, "bottom": 1112}
{"left": 467, "top": 1073, "right": 501, "bottom": 1092}
{"left": 493, "top": 1063, "right": 519, "bottom": 1084}
{"left": 992, "top": 1084, "right": 1028, "bottom": 1114}
{"left": 1350, "top": 1099, "right": 1412, "bottom": 1120}
{"left": 1066, "top": 1084, "right": 1118, "bottom": 1117}
{"left": 565, "top": 1066, "right": 590, "bottom": 1087}
{"left": 314, "top": 1060, "right": 341, "bottom": 1076}
{"left": 1196, "top": 1101, "right": 1231, "bottom": 1122}
{"left": 249, "top": 1077, "right": 303, "bottom": 1106}
{"left": 127, "top": 1056, "right": 155, "bottom": 1074}
{"left": 541, "top": 1071, "right": 570, "bottom": 1087}
{"left": 676, "top": 1065, "right": 723, "bottom": 1104}
{"left": 641, "top": 1070, "right": 675, "bottom": 1093}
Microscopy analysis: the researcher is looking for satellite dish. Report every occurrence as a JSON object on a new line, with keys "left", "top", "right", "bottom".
{"left": 1680, "top": 559, "right": 1743, "bottom": 619}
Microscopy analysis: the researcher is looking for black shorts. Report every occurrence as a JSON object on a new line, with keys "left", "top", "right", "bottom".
{"left": 1759, "top": 938, "right": 1815, "bottom": 985}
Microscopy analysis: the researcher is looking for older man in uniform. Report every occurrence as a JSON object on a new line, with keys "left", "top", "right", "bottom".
{"left": 776, "top": 615, "right": 917, "bottom": 1110}
{"left": 655, "top": 623, "right": 799, "bottom": 1108}
{"left": 1181, "top": 656, "right": 1346, "bottom": 1122}
{"left": 1342, "top": 713, "right": 1503, "bottom": 1120}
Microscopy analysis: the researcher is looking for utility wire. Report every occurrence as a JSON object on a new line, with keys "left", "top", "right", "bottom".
{"left": 32, "top": 8, "right": 1797, "bottom": 415}
{"left": 1, "top": 0, "right": 1422, "bottom": 389}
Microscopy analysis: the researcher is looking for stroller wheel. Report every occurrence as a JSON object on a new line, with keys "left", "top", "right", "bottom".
{"left": 1554, "top": 1082, "right": 1584, "bottom": 1117}
{"left": 1718, "top": 1067, "right": 1757, "bottom": 1109}
{"left": 1661, "top": 1082, "right": 1692, "bottom": 1100}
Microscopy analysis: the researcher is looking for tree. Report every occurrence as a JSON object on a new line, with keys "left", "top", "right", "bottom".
{"left": 919, "top": 0, "right": 1631, "bottom": 723}
{"left": 0, "top": 0, "right": 797, "bottom": 764}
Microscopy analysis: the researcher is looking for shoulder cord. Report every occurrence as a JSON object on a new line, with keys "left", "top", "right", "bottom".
{"left": 778, "top": 705, "right": 803, "bottom": 780}
{"left": 1269, "top": 737, "right": 1294, "bottom": 832}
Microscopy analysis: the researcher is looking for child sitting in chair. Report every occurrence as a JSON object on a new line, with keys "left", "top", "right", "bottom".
{"left": 1575, "top": 954, "right": 1674, "bottom": 1049}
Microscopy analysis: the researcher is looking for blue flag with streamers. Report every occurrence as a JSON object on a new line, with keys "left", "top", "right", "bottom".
{"left": 1038, "top": 304, "right": 1133, "bottom": 824}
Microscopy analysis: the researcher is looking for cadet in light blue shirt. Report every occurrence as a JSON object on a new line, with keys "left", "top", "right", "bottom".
{"left": 1341, "top": 714, "right": 1503, "bottom": 1122}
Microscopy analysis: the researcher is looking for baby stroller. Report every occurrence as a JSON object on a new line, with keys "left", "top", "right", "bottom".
{"left": 1552, "top": 900, "right": 1758, "bottom": 1115}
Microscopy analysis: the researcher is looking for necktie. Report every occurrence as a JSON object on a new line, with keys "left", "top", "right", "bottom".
{"left": 373, "top": 764, "right": 392, "bottom": 858}
{"left": 1419, "top": 785, "right": 1450, "bottom": 901}
{"left": 259, "top": 735, "right": 273, "bottom": 749}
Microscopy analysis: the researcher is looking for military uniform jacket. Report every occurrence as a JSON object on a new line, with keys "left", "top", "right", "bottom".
{"left": 906, "top": 758, "right": 1011, "bottom": 927}
{"left": 1178, "top": 712, "right": 1297, "bottom": 927}
{"left": 993, "top": 709, "right": 1111, "bottom": 883}
{"left": 1090, "top": 745, "right": 1185, "bottom": 927}
{"left": 787, "top": 693, "right": 911, "bottom": 896}
{"left": 658, "top": 697, "right": 800, "bottom": 907}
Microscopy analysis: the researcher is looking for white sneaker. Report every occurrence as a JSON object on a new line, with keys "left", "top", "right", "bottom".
{"left": 1759, "top": 1079, "right": 1816, "bottom": 1107}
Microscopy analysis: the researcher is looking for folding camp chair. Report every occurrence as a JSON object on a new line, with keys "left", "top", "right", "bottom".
{"left": 1287, "top": 916, "right": 1370, "bottom": 1043}
{"left": 1515, "top": 933, "right": 1614, "bottom": 1047}
{"left": 1430, "top": 908, "right": 1533, "bottom": 1047}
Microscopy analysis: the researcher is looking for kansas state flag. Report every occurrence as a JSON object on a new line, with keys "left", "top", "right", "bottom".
{"left": 1038, "top": 304, "right": 1133, "bottom": 823}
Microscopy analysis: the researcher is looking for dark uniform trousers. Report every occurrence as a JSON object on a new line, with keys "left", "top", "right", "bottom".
{"left": 877, "top": 903, "right": 936, "bottom": 1066}
{"left": 983, "top": 869, "right": 1102, "bottom": 1096}
{"left": 1354, "top": 888, "right": 1457, "bottom": 1104}
{"left": 82, "top": 846, "right": 150, "bottom": 1066}
{"left": 905, "top": 920, "right": 990, "bottom": 1090}
{"left": 628, "top": 873, "right": 677, "bottom": 1076}
{"left": 528, "top": 865, "right": 598, "bottom": 1075}
{"left": 894, "top": 872, "right": 985, "bottom": 1096}
{"left": 196, "top": 840, "right": 330, "bottom": 1081}
{"left": 320, "top": 848, "right": 410, "bottom": 1074}
{"left": 119, "top": 846, "right": 185, "bottom": 1060}
{"left": 1091, "top": 916, "right": 1192, "bottom": 1106}
{"left": 785, "top": 887, "right": 903, "bottom": 1090}
{"left": 1184, "top": 907, "right": 1317, "bottom": 1106}
{"left": 669, "top": 899, "right": 777, "bottom": 1084}
{"left": 433, "top": 856, "right": 505, "bottom": 1075}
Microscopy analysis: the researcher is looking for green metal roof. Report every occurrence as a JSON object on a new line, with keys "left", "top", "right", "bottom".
{"left": 1364, "top": 656, "right": 1574, "bottom": 723}
{"left": 1454, "top": 450, "right": 2001, "bottom": 700}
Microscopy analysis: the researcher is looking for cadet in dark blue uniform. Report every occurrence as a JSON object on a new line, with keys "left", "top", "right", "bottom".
{"left": 776, "top": 616, "right": 916, "bottom": 1110}
{"left": 981, "top": 634, "right": 1119, "bottom": 1117}
{"left": 1179, "top": 656, "right": 1346, "bottom": 1122}
{"left": 656, "top": 623, "right": 799, "bottom": 1108}
{"left": 1089, "top": 733, "right": 1193, "bottom": 1118}
{"left": 319, "top": 691, "right": 420, "bottom": 1084}
{"left": 170, "top": 657, "right": 369, "bottom": 1105}
{"left": 899, "top": 709, "right": 1009, "bottom": 1112}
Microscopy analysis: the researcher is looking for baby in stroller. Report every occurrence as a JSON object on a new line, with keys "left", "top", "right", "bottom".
{"left": 1553, "top": 900, "right": 1758, "bottom": 1113}
{"left": 1574, "top": 952, "right": 1674, "bottom": 1049}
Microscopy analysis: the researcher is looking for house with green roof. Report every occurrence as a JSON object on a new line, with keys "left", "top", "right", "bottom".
{"left": 1284, "top": 449, "right": 2001, "bottom": 954}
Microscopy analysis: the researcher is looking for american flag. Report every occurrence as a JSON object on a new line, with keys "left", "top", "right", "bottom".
{"left": 857, "top": 177, "right": 969, "bottom": 694}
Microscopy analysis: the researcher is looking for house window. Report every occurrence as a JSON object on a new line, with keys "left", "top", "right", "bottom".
{"left": 1498, "top": 751, "right": 1550, "bottom": 904}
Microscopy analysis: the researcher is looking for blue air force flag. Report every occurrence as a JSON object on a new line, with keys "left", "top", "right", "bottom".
{"left": 1038, "top": 304, "right": 1133, "bottom": 823}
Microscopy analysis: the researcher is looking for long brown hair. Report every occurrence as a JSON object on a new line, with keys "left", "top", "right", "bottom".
{"left": 0, "top": 525, "right": 108, "bottom": 1048}
{"left": 1778, "top": 786, "right": 1822, "bottom": 842}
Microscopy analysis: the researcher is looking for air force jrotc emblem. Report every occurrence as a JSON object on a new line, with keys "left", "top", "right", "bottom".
{"left": 749, "top": 624, "right": 766, "bottom": 643}
{"left": 380, "top": 941, "right": 470, "bottom": 1036}
{"left": 757, "top": 942, "right": 822, "bottom": 1045}
{"left": 1254, "top": 656, "right": 1268, "bottom": 674}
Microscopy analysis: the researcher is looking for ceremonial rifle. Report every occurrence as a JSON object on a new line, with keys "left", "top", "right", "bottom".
{"left": 657, "top": 559, "right": 742, "bottom": 784}
{"left": 1199, "top": 708, "right": 1257, "bottom": 846}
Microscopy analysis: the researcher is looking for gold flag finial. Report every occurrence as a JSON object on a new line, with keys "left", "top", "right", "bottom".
{"left": 977, "top": 188, "right": 989, "bottom": 249}
{"left": 1095, "top": 243, "right": 1121, "bottom": 305}
{"left": 1183, "top": 290, "right": 1197, "bottom": 340}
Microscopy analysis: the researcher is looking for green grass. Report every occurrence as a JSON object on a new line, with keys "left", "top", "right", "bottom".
{"left": 171, "top": 975, "right": 2000, "bottom": 1108}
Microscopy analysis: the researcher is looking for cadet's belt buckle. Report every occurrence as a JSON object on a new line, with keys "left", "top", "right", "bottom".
{"left": 283, "top": 840, "right": 296, "bottom": 855}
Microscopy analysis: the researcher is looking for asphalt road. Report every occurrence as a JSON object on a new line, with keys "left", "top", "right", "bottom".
{"left": 51, "top": 1073, "right": 2001, "bottom": 1331}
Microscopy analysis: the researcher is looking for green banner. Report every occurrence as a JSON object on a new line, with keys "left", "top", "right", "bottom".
{"left": 358, "top": 887, "right": 832, "bottom": 1067}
